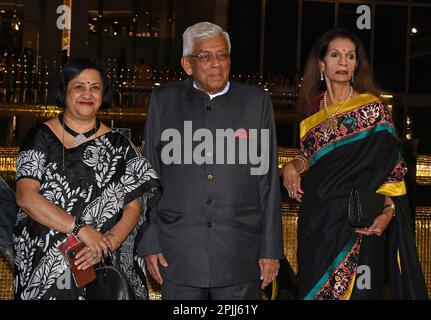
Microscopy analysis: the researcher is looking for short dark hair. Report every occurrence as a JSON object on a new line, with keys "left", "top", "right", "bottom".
{"left": 55, "top": 57, "right": 112, "bottom": 109}
{"left": 301, "top": 28, "right": 380, "bottom": 109}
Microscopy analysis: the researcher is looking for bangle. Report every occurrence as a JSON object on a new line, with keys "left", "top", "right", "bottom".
{"left": 293, "top": 154, "right": 309, "bottom": 174}
{"left": 383, "top": 204, "right": 396, "bottom": 217}
{"left": 107, "top": 232, "right": 121, "bottom": 247}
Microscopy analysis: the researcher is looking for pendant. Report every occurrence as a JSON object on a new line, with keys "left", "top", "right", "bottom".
{"left": 75, "top": 134, "right": 87, "bottom": 146}
{"left": 324, "top": 117, "right": 338, "bottom": 132}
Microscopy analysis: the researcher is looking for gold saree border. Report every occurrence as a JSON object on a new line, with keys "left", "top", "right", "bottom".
{"left": 376, "top": 180, "right": 407, "bottom": 197}
{"left": 300, "top": 93, "right": 380, "bottom": 140}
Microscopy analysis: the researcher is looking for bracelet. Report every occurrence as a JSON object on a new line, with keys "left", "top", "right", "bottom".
{"left": 293, "top": 154, "right": 309, "bottom": 174}
{"left": 383, "top": 204, "right": 396, "bottom": 217}
{"left": 107, "top": 232, "right": 121, "bottom": 247}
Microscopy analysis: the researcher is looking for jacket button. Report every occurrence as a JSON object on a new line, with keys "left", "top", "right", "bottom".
{"left": 207, "top": 174, "right": 214, "bottom": 181}
{"left": 207, "top": 199, "right": 212, "bottom": 205}
{"left": 206, "top": 105, "right": 212, "bottom": 111}
{"left": 207, "top": 222, "right": 212, "bottom": 228}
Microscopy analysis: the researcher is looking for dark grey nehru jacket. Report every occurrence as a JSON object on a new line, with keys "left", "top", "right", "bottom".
{"left": 138, "top": 79, "right": 284, "bottom": 287}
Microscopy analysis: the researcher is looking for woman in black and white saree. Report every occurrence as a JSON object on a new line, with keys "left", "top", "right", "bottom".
{"left": 14, "top": 58, "right": 161, "bottom": 300}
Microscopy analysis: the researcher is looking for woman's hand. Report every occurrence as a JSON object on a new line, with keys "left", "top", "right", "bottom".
{"left": 74, "top": 226, "right": 109, "bottom": 270}
{"left": 282, "top": 161, "right": 304, "bottom": 202}
{"left": 103, "top": 232, "right": 121, "bottom": 252}
{"left": 74, "top": 198, "right": 140, "bottom": 270}
{"left": 355, "top": 196, "right": 395, "bottom": 237}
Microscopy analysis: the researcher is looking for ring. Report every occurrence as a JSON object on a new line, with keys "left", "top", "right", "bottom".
{"left": 86, "top": 247, "right": 91, "bottom": 252}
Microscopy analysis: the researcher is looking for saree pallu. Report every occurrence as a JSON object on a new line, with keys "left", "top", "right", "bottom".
{"left": 297, "top": 93, "right": 428, "bottom": 300}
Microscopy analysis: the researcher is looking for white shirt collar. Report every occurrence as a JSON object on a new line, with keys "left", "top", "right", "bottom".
{"left": 193, "top": 81, "right": 230, "bottom": 100}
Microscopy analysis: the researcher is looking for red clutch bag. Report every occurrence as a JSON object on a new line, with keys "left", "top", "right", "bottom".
{"left": 58, "top": 235, "right": 96, "bottom": 287}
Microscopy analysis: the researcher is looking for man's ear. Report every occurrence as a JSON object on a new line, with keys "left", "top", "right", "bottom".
{"left": 181, "top": 57, "right": 193, "bottom": 76}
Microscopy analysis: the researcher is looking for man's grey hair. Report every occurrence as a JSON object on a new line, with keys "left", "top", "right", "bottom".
{"left": 182, "top": 22, "right": 231, "bottom": 56}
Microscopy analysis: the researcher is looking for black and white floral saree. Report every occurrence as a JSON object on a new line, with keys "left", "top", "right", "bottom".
{"left": 14, "top": 123, "right": 161, "bottom": 300}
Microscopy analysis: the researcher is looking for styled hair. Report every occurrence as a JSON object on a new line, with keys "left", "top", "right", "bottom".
{"left": 301, "top": 28, "right": 380, "bottom": 111}
{"left": 55, "top": 57, "right": 112, "bottom": 109}
{"left": 182, "top": 21, "right": 231, "bottom": 56}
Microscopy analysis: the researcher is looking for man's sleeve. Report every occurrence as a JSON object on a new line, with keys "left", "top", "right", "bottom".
{"left": 258, "top": 93, "right": 285, "bottom": 259}
{"left": 137, "top": 90, "right": 163, "bottom": 256}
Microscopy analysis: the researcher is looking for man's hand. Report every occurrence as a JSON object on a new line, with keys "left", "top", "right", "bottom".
{"left": 144, "top": 253, "right": 168, "bottom": 285}
{"left": 258, "top": 258, "right": 280, "bottom": 289}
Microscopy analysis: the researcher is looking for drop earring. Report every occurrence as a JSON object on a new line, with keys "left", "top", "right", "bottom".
{"left": 320, "top": 70, "right": 324, "bottom": 81}
{"left": 351, "top": 70, "right": 355, "bottom": 83}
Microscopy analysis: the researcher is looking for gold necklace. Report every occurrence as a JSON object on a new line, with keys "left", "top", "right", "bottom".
{"left": 322, "top": 85, "right": 353, "bottom": 131}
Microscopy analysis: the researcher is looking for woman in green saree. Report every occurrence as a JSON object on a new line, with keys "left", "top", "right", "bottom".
{"left": 283, "top": 29, "right": 428, "bottom": 300}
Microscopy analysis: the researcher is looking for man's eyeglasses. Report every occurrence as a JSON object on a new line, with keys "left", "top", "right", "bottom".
{"left": 189, "top": 51, "right": 230, "bottom": 63}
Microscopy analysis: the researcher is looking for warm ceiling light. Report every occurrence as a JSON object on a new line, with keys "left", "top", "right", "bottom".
{"left": 11, "top": 17, "right": 20, "bottom": 31}
{"left": 411, "top": 27, "right": 418, "bottom": 34}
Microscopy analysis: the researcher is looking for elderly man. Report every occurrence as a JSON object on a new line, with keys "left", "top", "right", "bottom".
{"left": 139, "top": 21, "right": 283, "bottom": 300}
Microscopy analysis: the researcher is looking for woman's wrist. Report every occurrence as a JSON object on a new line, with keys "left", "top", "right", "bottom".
{"left": 383, "top": 203, "right": 396, "bottom": 217}
{"left": 106, "top": 232, "right": 121, "bottom": 249}
{"left": 69, "top": 216, "right": 76, "bottom": 234}
{"left": 292, "top": 154, "right": 309, "bottom": 174}
{"left": 383, "top": 196, "right": 396, "bottom": 217}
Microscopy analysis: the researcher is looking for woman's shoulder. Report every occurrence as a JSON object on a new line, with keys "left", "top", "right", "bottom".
{"left": 354, "top": 92, "right": 393, "bottom": 122}
{"left": 107, "top": 130, "right": 142, "bottom": 154}
{"left": 30, "top": 121, "right": 51, "bottom": 134}
{"left": 109, "top": 129, "right": 131, "bottom": 142}
{"left": 20, "top": 122, "right": 55, "bottom": 152}
{"left": 355, "top": 91, "right": 383, "bottom": 104}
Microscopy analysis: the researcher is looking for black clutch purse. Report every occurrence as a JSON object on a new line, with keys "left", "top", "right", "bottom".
{"left": 85, "top": 252, "right": 137, "bottom": 300}
{"left": 348, "top": 188, "right": 385, "bottom": 228}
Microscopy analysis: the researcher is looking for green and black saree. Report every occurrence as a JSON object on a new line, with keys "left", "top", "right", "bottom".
{"left": 297, "top": 93, "right": 428, "bottom": 300}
